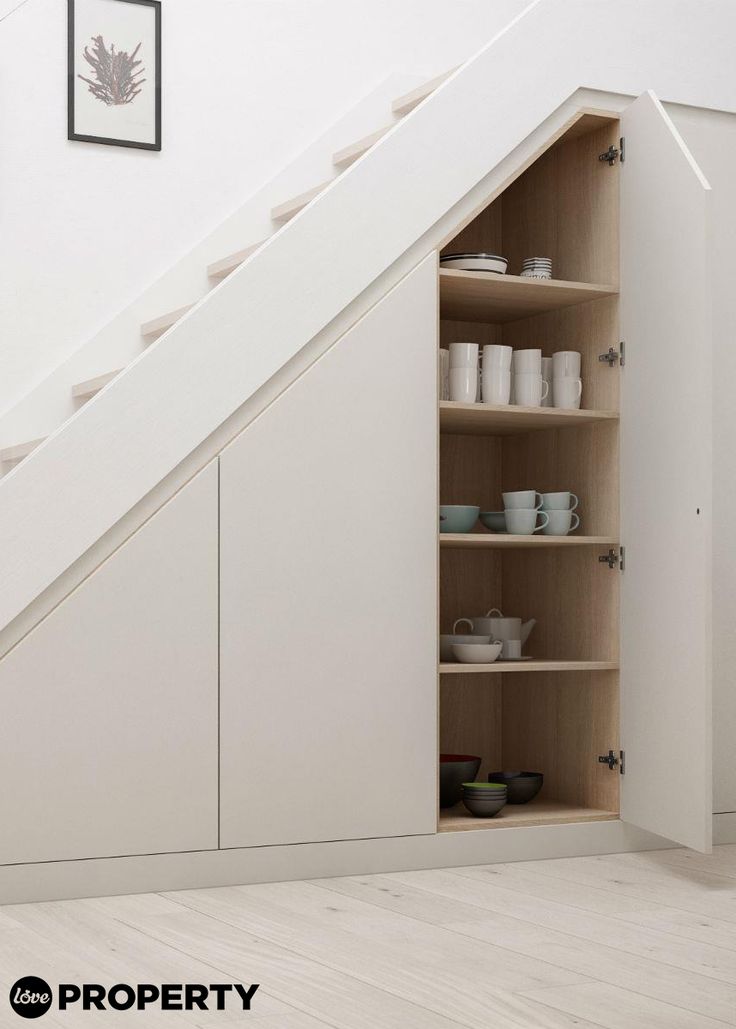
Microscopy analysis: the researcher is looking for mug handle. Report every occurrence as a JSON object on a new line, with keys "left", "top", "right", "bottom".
{"left": 534, "top": 492, "right": 543, "bottom": 510}
{"left": 575, "top": 379, "right": 582, "bottom": 399}
{"left": 485, "top": 607, "right": 503, "bottom": 617}
{"left": 540, "top": 380, "right": 550, "bottom": 401}
{"left": 569, "top": 493, "right": 579, "bottom": 511}
{"left": 453, "top": 617, "right": 474, "bottom": 633}
{"left": 570, "top": 512, "right": 580, "bottom": 532}
{"left": 534, "top": 511, "right": 550, "bottom": 533}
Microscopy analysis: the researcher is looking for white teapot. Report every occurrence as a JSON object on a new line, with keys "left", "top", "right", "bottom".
{"left": 470, "top": 608, "right": 536, "bottom": 647}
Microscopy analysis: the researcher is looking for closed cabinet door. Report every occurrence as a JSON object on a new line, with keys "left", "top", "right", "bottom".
{"left": 219, "top": 255, "right": 438, "bottom": 849}
{"left": 0, "top": 463, "right": 219, "bottom": 865}
{"left": 620, "top": 92, "right": 712, "bottom": 851}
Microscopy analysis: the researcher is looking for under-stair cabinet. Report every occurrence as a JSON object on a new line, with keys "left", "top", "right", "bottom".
{"left": 0, "top": 92, "right": 714, "bottom": 902}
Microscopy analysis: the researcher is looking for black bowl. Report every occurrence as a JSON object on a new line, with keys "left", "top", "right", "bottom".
{"left": 462, "top": 794, "right": 507, "bottom": 818}
{"left": 440, "top": 753, "right": 481, "bottom": 808}
{"left": 487, "top": 770, "right": 543, "bottom": 804}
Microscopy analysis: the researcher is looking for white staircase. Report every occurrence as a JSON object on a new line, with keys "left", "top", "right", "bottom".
{"left": 3, "top": 0, "right": 729, "bottom": 640}
{"left": 0, "top": 70, "right": 454, "bottom": 473}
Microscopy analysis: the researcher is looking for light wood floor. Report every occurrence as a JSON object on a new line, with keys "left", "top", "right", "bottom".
{"left": 3, "top": 846, "right": 736, "bottom": 1027}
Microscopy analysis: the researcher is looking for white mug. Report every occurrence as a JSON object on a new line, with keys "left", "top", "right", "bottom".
{"left": 449, "top": 366, "right": 478, "bottom": 403}
{"left": 504, "top": 639, "right": 522, "bottom": 659}
{"left": 542, "top": 509, "right": 581, "bottom": 536}
{"left": 514, "top": 373, "right": 549, "bottom": 407}
{"left": 541, "top": 357, "right": 553, "bottom": 408}
{"left": 541, "top": 491, "right": 579, "bottom": 511}
{"left": 505, "top": 508, "right": 550, "bottom": 535}
{"left": 553, "top": 376, "right": 582, "bottom": 409}
{"left": 449, "top": 342, "right": 479, "bottom": 368}
{"left": 482, "top": 368, "right": 511, "bottom": 405}
{"left": 503, "top": 490, "right": 542, "bottom": 510}
{"left": 482, "top": 344, "right": 512, "bottom": 369}
{"left": 512, "top": 349, "right": 542, "bottom": 374}
{"left": 552, "top": 350, "right": 581, "bottom": 378}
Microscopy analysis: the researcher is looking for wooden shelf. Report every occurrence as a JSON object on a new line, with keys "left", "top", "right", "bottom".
{"left": 439, "top": 269, "right": 617, "bottom": 323}
{"left": 440, "top": 533, "right": 618, "bottom": 550}
{"left": 439, "top": 797, "right": 619, "bottom": 832}
{"left": 440, "top": 660, "right": 619, "bottom": 675}
{"left": 439, "top": 401, "right": 619, "bottom": 436}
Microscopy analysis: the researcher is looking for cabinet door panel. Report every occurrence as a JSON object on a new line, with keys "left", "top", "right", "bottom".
{"left": 620, "top": 92, "right": 712, "bottom": 851}
{"left": 220, "top": 256, "right": 438, "bottom": 848}
{"left": 0, "top": 463, "right": 219, "bottom": 865}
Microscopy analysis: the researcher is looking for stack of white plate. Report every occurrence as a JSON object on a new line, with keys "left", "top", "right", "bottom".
{"left": 440, "top": 253, "right": 508, "bottom": 274}
{"left": 520, "top": 257, "right": 552, "bottom": 280}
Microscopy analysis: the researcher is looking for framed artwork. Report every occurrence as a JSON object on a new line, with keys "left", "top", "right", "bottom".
{"left": 68, "top": 0, "right": 161, "bottom": 151}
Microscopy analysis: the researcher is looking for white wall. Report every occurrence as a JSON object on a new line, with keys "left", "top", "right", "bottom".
{"left": 0, "top": 0, "right": 529, "bottom": 416}
{"left": 666, "top": 103, "right": 736, "bottom": 816}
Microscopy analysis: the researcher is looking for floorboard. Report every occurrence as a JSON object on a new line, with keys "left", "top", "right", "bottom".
{"left": 1, "top": 846, "right": 735, "bottom": 1028}
{"left": 317, "top": 868, "right": 736, "bottom": 983}
{"left": 520, "top": 981, "right": 729, "bottom": 1029}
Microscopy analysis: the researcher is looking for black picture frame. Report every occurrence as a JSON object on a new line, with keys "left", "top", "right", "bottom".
{"left": 68, "top": 0, "right": 162, "bottom": 151}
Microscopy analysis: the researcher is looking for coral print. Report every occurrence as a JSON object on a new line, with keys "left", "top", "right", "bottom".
{"left": 78, "top": 35, "right": 146, "bottom": 105}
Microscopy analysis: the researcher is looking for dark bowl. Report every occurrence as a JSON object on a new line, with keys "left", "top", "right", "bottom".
{"left": 487, "top": 770, "right": 543, "bottom": 804}
{"left": 440, "top": 753, "right": 481, "bottom": 808}
{"left": 462, "top": 794, "right": 507, "bottom": 818}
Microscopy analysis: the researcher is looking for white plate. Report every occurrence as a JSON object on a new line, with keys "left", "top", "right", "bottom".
{"left": 441, "top": 255, "right": 508, "bottom": 274}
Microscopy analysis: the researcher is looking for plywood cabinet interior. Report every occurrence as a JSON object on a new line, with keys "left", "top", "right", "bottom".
{"left": 438, "top": 113, "right": 622, "bottom": 832}
{"left": 0, "top": 463, "right": 219, "bottom": 865}
{"left": 437, "top": 101, "right": 712, "bottom": 848}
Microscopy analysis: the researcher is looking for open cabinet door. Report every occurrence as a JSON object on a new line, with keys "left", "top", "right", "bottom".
{"left": 620, "top": 91, "right": 713, "bottom": 852}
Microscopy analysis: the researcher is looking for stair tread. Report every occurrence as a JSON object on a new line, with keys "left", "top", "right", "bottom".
{"left": 72, "top": 369, "right": 123, "bottom": 399}
{"left": 0, "top": 437, "right": 46, "bottom": 463}
{"left": 271, "top": 181, "right": 332, "bottom": 222}
{"left": 207, "top": 239, "right": 268, "bottom": 279}
{"left": 333, "top": 125, "right": 393, "bottom": 167}
{"left": 391, "top": 67, "right": 457, "bottom": 115}
{"left": 141, "top": 304, "right": 195, "bottom": 338}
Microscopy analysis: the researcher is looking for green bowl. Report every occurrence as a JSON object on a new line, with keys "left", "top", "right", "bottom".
{"left": 462, "top": 781, "right": 507, "bottom": 791}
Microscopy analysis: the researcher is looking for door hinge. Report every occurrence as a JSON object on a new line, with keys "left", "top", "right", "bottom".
{"left": 599, "top": 547, "right": 624, "bottom": 571}
{"left": 599, "top": 342, "right": 625, "bottom": 367}
{"left": 598, "top": 137, "right": 624, "bottom": 165}
{"left": 601, "top": 341, "right": 625, "bottom": 366}
{"left": 598, "top": 750, "right": 625, "bottom": 774}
